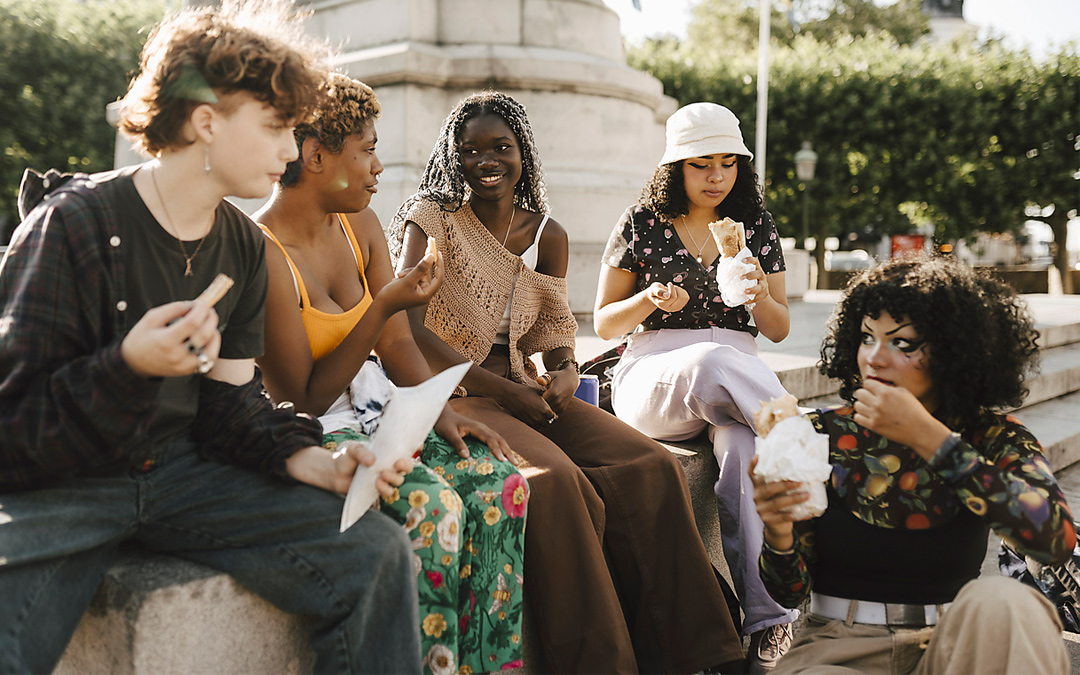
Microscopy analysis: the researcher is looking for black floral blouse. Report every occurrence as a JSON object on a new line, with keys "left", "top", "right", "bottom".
{"left": 601, "top": 205, "right": 785, "bottom": 334}
{"left": 759, "top": 406, "right": 1076, "bottom": 607}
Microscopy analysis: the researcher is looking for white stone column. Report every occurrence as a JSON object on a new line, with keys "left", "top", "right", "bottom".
{"left": 307, "top": 0, "right": 677, "bottom": 314}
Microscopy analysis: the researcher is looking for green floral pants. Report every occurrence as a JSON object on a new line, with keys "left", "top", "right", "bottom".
{"left": 324, "top": 429, "right": 528, "bottom": 674}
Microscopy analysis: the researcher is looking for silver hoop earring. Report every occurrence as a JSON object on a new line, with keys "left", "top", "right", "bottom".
{"left": 204, "top": 146, "right": 211, "bottom": 174}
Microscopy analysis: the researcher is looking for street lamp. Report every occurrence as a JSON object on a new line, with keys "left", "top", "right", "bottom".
{"left": 794, "top": 140, "right": 818, "bottom": 250}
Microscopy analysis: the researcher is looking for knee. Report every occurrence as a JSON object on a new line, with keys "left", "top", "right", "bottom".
{"left": 638, "top": 440, "right": 685, "bottom": 477}
{"left": 347, "top": 509, "right": 416, "bottom": 574}
{"left": 951, "top": 576, "right": 1060, "bottom": 626}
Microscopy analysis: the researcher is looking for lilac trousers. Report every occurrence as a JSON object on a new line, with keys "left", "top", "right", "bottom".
{"left": 611, "top": 326, "right": 799, "bottom": 635}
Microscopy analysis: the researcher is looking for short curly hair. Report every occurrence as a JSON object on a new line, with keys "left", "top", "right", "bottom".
{"left": 820, "top": 256, "right": 1039, "bottom": 424}
{"left": 119, "top": 0, "right": 328, "bottom": 156}
{"left": 388, "top": 91, "right": 547, "bottom": 257}
{"left": 640, "top": 154, "right": 764, "bottom": 223}
{"left": 279, "top": 72, "right": 380, "bottom": 187}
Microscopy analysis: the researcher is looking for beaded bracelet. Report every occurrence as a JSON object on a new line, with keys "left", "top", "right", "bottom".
{"left": 554, "top": 357, "right": 580, "bottom": 373}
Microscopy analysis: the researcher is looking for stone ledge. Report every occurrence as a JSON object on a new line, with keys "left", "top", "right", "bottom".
{"left": 55, "top": 547, "right": 314, "bottom": 675}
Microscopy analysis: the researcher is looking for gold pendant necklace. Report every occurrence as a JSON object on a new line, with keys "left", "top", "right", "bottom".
{"left": 150, "top": 167, "right": 209, "bottom": 277}
{"left": 680, "top": 215, "right": 708, "bottom": 264}
{"left": 501, "top": 206, "right": 517, "bottom": 247}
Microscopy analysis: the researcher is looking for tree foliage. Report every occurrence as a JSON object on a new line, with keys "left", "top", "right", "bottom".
{"left": 0, "top": 0, "right": 164, "bottom": 242}
{"left": 628, "top": 1, "right": 1079, "bottom": 285}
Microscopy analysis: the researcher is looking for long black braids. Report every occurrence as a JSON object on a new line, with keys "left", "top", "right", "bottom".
{"left": 388, "top": 91, "right": 548, "bottom": 258}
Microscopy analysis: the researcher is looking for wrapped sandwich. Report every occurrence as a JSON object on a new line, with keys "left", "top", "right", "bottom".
{"left": 707, "top": 217, "right": 756, "bottom": 307}
{"left": 751, "top": 394, "right": 831, "bottom": 520}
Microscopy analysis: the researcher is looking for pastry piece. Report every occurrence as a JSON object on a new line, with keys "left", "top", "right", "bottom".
{"left": 752, "top": 395, "right": 831, "bottom": 520}
{"left": 707, "top": 217, "right": 747, "bottom": 258}
{"left": 194, "top": 273, "right": 234, "bottom": 308}
{"left": 424, "top": 236, "right": 438, "bottom": 261}
{"left": 753, "top": 393, "right": 800, "bottom": 438}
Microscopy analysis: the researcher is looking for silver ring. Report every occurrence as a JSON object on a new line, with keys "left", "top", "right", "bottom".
{"left": 186, "top": 341, "right": 199, "bottom": 355}
{"left": 196, "top": 351, "right": 213, "bottom": 374}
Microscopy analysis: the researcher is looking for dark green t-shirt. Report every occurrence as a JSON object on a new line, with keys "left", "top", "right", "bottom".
{"left": 116, "top": 174, "right": 267, "bottom": 449}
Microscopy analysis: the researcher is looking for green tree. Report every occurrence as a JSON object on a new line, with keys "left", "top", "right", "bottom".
{"left": 0, "top": 0, "right": 164, "bottom": 242}
{"left": 682, "top": 0, "right": 929, "bottom": 52}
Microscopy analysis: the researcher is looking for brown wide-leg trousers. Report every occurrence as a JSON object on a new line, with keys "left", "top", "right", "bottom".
{"left": 451, "top": 360, "right": 742, "bottom": 673}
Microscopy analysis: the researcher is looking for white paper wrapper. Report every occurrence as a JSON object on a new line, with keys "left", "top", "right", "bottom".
{"left": 339, "top": 362, "right": 470, "bottom": 532}
{"left": 753, "top": 416, "right": 832, "bottom": 520}
{"left": 715, "top": 247, "right": 756, "bottom": 308}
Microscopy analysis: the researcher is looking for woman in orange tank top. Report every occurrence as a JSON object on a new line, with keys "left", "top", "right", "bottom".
{"left": 254, "top": 74, "right": 528, "bottom": 675}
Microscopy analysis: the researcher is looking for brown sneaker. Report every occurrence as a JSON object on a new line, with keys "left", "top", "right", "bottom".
{"left": 747, "top": 622, "right": 793, "bottom": 673}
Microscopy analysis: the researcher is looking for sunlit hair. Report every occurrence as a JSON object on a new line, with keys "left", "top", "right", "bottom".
{"left": 820, "top": 255, "right": 1039, "bottom": 424}
{"left": 388, "top": 90, "right": 547, "bottom": 258}
{"left": 640, "top": 155, "right": 763, "bottom": 223}
{"left": 280, "top": 72, "right": 380, "bottom": 187}
{"left": 119, "top": 0, "right": 329, "bottom": 156}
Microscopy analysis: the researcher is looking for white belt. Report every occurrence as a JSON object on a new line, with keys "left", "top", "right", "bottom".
{"left": 810, "top": 592, "right": 950, "bottom": 627}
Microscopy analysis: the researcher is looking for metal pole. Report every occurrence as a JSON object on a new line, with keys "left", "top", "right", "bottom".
{"left": 801, "top": 184, "right": 810, "bottom": 250}
{"left": 755, "top": 0, "right": 769, "bottom": 185}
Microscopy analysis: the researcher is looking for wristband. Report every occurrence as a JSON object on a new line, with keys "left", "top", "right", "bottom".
{"left": 762, "top": 538, "right": 796, "bottom": 556}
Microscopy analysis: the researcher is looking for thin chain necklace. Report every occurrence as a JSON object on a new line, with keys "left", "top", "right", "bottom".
{"left": 150, "top": 167, "right": 209, "bottom": 277}
{"left": 680, "top": 215, "right": 708, "bottom": 264}
{"left": 501, "top": 206, "right": 517, "bottom": 247}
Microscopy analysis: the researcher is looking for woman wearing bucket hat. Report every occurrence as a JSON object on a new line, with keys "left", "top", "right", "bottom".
{"left": 594, "top": 102, "right": 797, "bottom": 672}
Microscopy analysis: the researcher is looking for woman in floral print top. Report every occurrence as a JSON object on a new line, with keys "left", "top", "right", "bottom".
{"left": 594, "top": 102, "right": 798, "bottom": 669}
{"left": 753, "top": 256, "right": 1075, "bottom": 674}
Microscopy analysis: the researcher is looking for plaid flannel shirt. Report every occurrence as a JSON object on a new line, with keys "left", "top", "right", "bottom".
{"left": 0, "top": 168, "right": 321, "bottom": 491}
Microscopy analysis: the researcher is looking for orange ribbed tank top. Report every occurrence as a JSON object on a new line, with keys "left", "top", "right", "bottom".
{"left": 259, "top": 214, "right": 372, "bottom": 361}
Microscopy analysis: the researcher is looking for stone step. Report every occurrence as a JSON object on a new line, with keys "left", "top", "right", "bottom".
{"left": 1016, "top": 390, "right": 1080, "bottom": 473}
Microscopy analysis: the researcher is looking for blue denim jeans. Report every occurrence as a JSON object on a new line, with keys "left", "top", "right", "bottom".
{"left": 0, "top": 441, "right": 421, "bottom": 674}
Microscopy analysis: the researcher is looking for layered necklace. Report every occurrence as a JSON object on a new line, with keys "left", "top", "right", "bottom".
{"left": 680, "top": 215, "right": 709, "bottom": 264}
{"left": 150, "top": 168, "right": 210, "bottom": 277}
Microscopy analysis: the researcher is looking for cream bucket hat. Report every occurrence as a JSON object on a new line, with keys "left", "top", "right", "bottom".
{"left": 658, "top": 102, "right": 753, "bottom": 167}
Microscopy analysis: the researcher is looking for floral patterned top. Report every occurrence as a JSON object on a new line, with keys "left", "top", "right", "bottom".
{"left": 760, "top": 406, "right": 1077, "bottom": 606}
{"left": 601, "top": 205, "right": 785, "bottom": 334}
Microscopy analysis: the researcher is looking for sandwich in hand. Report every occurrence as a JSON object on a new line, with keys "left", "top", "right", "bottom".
{"left": 752, "top": 394, "right": 831, "bottom": 520}
{"left": 707, "top": 218, "right": 756, "bottom": 307}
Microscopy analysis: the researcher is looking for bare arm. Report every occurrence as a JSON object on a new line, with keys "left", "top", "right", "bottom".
{"left": 399, "top": 221, "right": 520, "bottom": 400}
{"left": 257, "top": 210, "right": 442, "bottom": 415}
{"left": 365, "top": 214, "right": 513, "bottom": 461}
{"left": 593, "top": 264, "right": 690, "bottom": 340}
{"left": 256, "top": 223, "right": 394, "bottom": 415}
{"left": 399, "top": 219, "right": 560, "bottom": 427}
{"left": 748, "top": 267, "right": 790, "bottom": 343}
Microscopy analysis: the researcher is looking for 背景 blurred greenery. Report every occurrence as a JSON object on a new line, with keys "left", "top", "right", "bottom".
{"left": 0, "top": 0, "right": 165, "bottom": 243}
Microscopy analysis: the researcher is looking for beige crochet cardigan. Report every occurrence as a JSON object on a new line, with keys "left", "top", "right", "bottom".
{"left": 404, "top": 198, "right": 578, "bottom": 384}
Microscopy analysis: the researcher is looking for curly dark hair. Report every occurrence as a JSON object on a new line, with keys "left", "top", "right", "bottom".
{"left": 120, "top": 0, "right": 329, "bottom": 156}
{"left": 640, "top": 154, "right": 764, "bottom": 223}
{"left": 388, "top": 91, "right": 547, "bottom": 257}
{"left": 279, "top": 72, "right": 380, "bottom": 187}
{"left": 820, "top": 256, "right": 1040, "bottom": 424}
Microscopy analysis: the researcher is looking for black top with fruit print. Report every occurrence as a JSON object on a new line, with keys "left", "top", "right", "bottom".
{"left": 602, "top": 205, "right": 785, "bottom": 334}
{"left": 759, "top": 406, "right": 1076, "bottom": 606}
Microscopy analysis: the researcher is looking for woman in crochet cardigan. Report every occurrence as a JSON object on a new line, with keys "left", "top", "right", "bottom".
{"left": 390, "top": 91, "right": 744, "bottom": 674}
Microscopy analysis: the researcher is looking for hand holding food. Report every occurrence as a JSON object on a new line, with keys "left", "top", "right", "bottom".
{"left": 752, "top": 395, "right": 831, "bottom": 520}
{"left": 708, "top": 218, "right": 756, "bottom": 307}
